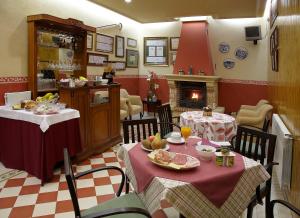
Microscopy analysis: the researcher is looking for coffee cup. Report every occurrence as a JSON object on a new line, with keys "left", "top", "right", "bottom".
{"left": 170, "top": 132, "right": 182, "bottom": 142}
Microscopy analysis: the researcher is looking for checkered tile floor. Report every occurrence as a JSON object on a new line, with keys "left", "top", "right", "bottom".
{"left": 0, "top": 148, "right": 134, "bottom": 218}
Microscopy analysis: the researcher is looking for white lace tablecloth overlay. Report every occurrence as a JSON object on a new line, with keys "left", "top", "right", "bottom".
{"left": 118, "top": 143, "right": 270, "bottom": 218}
{"left": 180, "top": 111, "right": 237, "bottom": 141}
{"left": 0, "top": 106, "right": 80, "bottom": 132}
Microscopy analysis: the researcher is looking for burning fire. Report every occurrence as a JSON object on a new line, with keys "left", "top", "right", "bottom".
{"left": 191, "top": 92, "right": 199, "bottom": 99}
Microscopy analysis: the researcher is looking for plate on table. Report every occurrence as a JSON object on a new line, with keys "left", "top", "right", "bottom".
{"left": 166, "top": 137, "right": 185, "bottom": 145}
{"left": 141, "top": 143, "right": 170, "bottom": 152}
{"left": 148, "top": 150, "right": 200, "bottom": 170}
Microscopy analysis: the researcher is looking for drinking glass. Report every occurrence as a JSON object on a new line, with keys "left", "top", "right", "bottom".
{"left": 181, "top": 126, "right": 192, "bottom": 149}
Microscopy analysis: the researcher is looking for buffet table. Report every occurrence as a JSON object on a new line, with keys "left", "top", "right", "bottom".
{"left": 118, "top": 138, "right": 270, "bottom": 218}
{"left": 0, "top": 106, "right": 82, "bottom": 183}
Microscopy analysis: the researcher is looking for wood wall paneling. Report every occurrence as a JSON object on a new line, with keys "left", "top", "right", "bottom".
{"left": 267, "top": 0, "right": 300, "bottom": 210}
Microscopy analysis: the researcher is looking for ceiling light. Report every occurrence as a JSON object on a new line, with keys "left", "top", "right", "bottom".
{"left": 124, "top": 0, "right": 132, "bottom": 3}
{"left": 175, "top": 16, "right": 208, "bottom": 22}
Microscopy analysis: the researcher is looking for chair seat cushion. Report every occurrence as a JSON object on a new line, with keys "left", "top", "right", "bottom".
{"left": 81, "top": 193, "right": 148, "bottom": 218}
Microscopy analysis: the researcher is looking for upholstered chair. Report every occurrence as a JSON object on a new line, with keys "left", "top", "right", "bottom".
{"left": 236, "top": 104, "right": 273, "bottom": 130}
{"left": 120, "top": 98, "right": 129, "bottom": 120}
{"left": 120, "top": 89, "right": 143, "bottom": 119}
{"left": 240, "top": 99, "right": 269, "bottom": 111}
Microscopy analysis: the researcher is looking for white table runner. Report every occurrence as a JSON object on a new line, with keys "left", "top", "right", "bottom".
{"left": 0, "top": 106, "right": 80, "bottom": 132}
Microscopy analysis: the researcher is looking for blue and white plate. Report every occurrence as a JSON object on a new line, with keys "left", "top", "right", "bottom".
{"left": 223, "top": 59, "right": 235, "bottom": 69}
{"left": 219, "top": 42, "right": 230, "bottom": 53}
{"left": 235, "top": 47, "right": 248, "bottom": 60}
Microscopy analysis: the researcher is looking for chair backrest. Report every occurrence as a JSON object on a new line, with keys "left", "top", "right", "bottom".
{"left": 122, "top": 118, "right": 158, "bottom": 143}
{"left": 256, "top": 99, "right": 269, "bottom": 108}
{"left": 157, "top": 104, "right": 174, "bottom": 138}
{"left": 234, "top": 126, "right": 277, "bottom": 165}
{"left": 64, "top": 149, "right": 81, "bottom": 218}
{"left": 120, "top": 89, "right": 129, "bottom": 98}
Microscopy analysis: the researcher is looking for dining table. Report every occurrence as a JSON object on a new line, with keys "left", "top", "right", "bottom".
{"left": 0, "top": 106, "right": 82, "bottom": 183}
{"left": 118, "top": 137, "right": 270, "bottom": 218}
{"left": 180, "top": 111, "right": 237, "bottom": 141}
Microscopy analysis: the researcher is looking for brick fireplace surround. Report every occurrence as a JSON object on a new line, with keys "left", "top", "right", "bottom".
{"left": 165, "top": 74, "right": 221, "bottom": 112}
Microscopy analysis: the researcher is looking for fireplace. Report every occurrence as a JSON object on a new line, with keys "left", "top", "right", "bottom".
{"left": 179, "top": 82, "right": 206, "bottom": 109}
{"left": 165, "top": 74, "right": 220, "bottom": 112}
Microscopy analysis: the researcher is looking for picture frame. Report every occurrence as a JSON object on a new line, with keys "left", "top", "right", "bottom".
{"left": 87, "top": 33, "right": 93, "bottom": 50}
{"left": 270, "top": 27, "right": 279, "bottom": 72}
{"left": 270, "top": 0, "right": 278, "bottom": 29}
{"left": 112, "top": 61, "right": 126, "bottom": 71}
{"left": 127, "top": 38, "right": 137, "bottom": 48}
{"left": 144, "top": 37, "right": 169, "bottom": 66}
{"left": 170, "top": 37, "right": 180, "bottom": 51}
{"left": 126, "top": 49, "right": 139, "bottom": 68}
{"left": 87, "top": 52, "right": 109, "bottom": 66}
{"left": 169, "top": 51, "right": 177, "bottom": 65}
{"left": 96, "top": 34, "right": 114, "bottom": 53}
{"left": 115, "top": 35, "right": 125, "bottom": 58}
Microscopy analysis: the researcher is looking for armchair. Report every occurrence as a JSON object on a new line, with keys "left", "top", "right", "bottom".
{"left": 120, "top": 89, "right": 143, "bottom": 119}
{"left": 240, "top": 99, "right": 269, "bottom": 111}
{"left": 236, "top": 104, "right": 273, "bottom": 131}
{"left": 120, "top": 98, "right": 129, "bottom": 120}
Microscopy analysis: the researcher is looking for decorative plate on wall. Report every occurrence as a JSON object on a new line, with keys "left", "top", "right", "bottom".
{"left": 219, "top": 42, "right": 230, "bottom": 53}
{"left": 223, "top": 59, "right": 235, "bottom": 69}
{"left": 235, "top": 47, "right": 248, "bottom": 60}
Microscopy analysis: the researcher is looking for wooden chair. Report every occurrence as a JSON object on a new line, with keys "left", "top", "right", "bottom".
{"left": 157, "top": 104, "right": 181, "bottom": 138}
{"left": 232, "top": 125, "right": 278, "bottom": 218}
{"left": 64, "top": 148, "right": 151, "bottom": 218}
{"left": 270, "top": 199, "right": 300, "bottom": 217}
{"left": 122, "top": 118, "right": 158, "bottom": 144}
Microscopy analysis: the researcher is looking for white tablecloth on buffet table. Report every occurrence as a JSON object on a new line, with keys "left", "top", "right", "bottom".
{"left": 0, "top": 106, "right": 80, "bottom": 132}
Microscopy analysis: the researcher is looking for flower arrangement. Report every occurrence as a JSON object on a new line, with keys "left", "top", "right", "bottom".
{"left": 146, "top": 71, "right": 159, "bottom": 102}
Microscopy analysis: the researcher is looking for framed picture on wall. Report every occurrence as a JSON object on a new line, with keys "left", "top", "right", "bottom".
{"left": 87, "top": 52, "right": 108, "bottom": 66}
{"left": 270, "top": 0, "right": 278, "bottom": 28}
{"left": 96, "top": 34, "right": 114, "bottom": 53}
{"left": 144, "top": 37, "right": 168, "bottom": 66}
{"left": 87, "top": 33, "right": 93, "bottom": 50}
{"left": 112, "top": 61, "right": 126, "bottom": 71}
{"left": 170, "top": 37, "right": 180, "bottom": 51}
{"left": 127, "top": 38, "right": 137, "bottom": 48}
{"left": 115, "top": 35, "right": 125, "bottom": 58}
{"left": 270, "top": 27, "right": 279, "bottom": 72}
{"left": 126, "top": 49, "right": 139, "bottom": 68}
{"left": 169, "top": 51, "right": 177, "bottom": 65}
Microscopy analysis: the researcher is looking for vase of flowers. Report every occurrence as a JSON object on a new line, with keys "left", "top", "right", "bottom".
{"left": 146, "top": 71, "right": 159, "bottom": 102}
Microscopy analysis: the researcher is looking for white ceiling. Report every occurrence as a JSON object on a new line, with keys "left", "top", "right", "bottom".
{"left": 90, "top": 0, "right": 267, "bottom": 23}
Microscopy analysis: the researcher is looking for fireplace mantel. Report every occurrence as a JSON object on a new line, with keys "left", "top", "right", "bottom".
{"left": 165, "top": 74, "right": 220, "bottom": 83}
{"left": 165, "top": 74, "right": 221, "bottom": 111}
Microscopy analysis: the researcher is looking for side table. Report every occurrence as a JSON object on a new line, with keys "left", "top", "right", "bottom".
{"left": 142, "top": 99, "right": 162, "bottom": 117}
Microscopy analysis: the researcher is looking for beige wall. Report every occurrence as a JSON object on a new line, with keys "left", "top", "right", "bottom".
{"left": 138, "top": 22, "right": 182, "bottom": 76}
{"left": 0, "top": 0, "right": 141, "bottom": 77}
{"left": 0, "top": 0, "right": 268, "bottom": 81}
{"left": 208, "top": 17, "right": 268, "bottom": 81}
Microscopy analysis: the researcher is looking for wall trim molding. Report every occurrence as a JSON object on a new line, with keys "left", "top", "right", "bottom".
{"left": 0, "top": 76, "right": 28, "bottom": 84}
{"left": 220, "top": 79, "right": 268, "bottom": 85}
{"left": 0, "top": 76, "right": 269, "bottom": 85}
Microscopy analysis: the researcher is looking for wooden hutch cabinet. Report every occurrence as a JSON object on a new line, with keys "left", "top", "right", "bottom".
{"left": 27, "top": 14, "right": 122, "bottom": 160}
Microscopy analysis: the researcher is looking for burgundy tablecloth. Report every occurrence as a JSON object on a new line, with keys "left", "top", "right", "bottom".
{"left": 128, "top": 138, "right": 245, "bottom": 208}
{"left": 0, "top": 117, "right": 82, "bottom": 183}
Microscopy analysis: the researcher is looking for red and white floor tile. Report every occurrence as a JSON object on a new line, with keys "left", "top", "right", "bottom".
{"left": 0, "top": 145, "right": 291, "bottom": 218}
{"left": 0, "top": 147, "right": 178, "bottom": 218}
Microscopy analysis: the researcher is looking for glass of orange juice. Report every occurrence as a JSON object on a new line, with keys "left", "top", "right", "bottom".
{"left": 181, "top": 126, "right": 192, "bottom": 149}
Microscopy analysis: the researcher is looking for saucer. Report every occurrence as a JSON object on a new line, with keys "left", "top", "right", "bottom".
{"left": 166, "top": 137, "right": 185, "bottom": 144}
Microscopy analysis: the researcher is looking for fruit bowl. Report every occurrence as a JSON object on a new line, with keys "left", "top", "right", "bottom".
{"left": 75, "top": 79, "right": 87, "bottom": 87}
